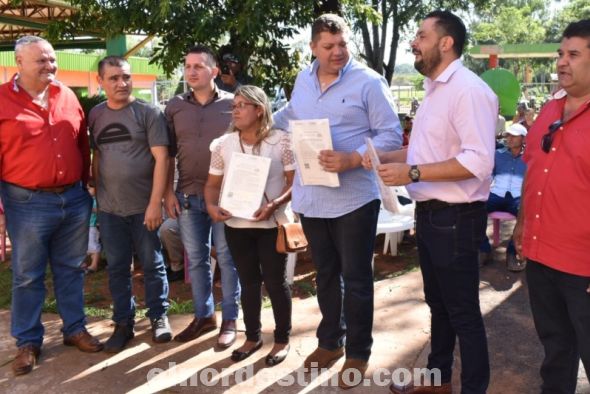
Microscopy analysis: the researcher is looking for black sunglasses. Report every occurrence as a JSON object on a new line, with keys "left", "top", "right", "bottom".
{"left": 541, "top": 119, "right": 563, "bottom": 153}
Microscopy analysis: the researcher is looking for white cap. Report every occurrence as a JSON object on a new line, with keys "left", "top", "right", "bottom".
{"left": 503, "top": 123, "right": 527, "bottom": 137}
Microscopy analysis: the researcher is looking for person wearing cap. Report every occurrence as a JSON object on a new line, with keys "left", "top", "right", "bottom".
{"left": 479, "top": 123, "right": 527, "bottom": 271}
{"left": 216, "top": 53, "right": 251, "bottom": 93}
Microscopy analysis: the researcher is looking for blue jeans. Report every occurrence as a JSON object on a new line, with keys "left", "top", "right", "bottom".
{"left": 300, "top": 199, "right": 380, "bottom": 361}
{"left": 177, "top": 193, "right": 240, "bottom": 320}
{"left": 416, "top": 202, "right": 489, "bottom": 393}
{"left": 1, "top": 181, "right": 91, "bottom": 347}
{"left": 98, "top": 211, "right": 169, "bottom": 324}
{"left": 480, "top": 192, "right": 520, "bottom": 255}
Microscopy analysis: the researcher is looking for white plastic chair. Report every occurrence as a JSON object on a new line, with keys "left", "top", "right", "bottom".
{"left": 376, "top": 186, "right": 415, "bottom": 256}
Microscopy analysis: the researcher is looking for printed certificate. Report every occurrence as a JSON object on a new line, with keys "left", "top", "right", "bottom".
{"left": 219, "top": 152, "right": 271, "bottom": 220}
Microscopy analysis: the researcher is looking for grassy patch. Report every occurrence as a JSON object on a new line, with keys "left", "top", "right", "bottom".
{"left": 0, "top": 264, "right": 12, "bottom": 309}
{"left": 376, "top": 262, "right": 420, "bottom": 281}
{"left": 168, "top": 299, "right": 194, "bottom": 315}
{"left": 292, "top": 280, "right": 317, "bottom": 297}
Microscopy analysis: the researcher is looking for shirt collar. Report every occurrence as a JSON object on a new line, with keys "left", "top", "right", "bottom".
{"left": 11, "top": 73, "right": 60, "bottom": 94}
{"left": 423, "top": 58, "right": 462, "bottom": 92}
{"left": 184, "top": 85, "right": 221, "bottom": 105}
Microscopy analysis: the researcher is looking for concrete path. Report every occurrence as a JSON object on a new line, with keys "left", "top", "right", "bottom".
{"left": 1, "top": 255, "right": 588, "bottom": 393}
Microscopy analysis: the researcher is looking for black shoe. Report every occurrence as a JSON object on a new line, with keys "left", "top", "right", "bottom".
{"left": 166, "top": 268, "right": 185, "bottom": 282}
{"left": 265, "top": 344, "right": 290, "bottom": 366}
{"left": 151, "top": 316, "right": 172, "bottom": 343}
{"left": 104, "top": 324, "right": 134, "bottom": 353}
{"left": 231, "top": 340, "right": 263, "bottom": 362}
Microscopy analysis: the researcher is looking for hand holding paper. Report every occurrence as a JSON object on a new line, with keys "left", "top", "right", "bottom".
{"left": 290, "top": 119, "right": 340, "bottom": 187}
{"left": 219, "top": 152, "right": 271, "bottom": 220}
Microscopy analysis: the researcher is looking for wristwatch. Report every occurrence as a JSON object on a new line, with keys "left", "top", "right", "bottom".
{"left": 408, "top": 165, "right": 421, "bottom": 183}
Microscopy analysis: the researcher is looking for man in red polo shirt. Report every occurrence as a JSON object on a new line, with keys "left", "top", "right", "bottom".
{"left": 513, "top": 19, "right": 590, "bottom": 393}
{"left": 0, "top": 36, "right": 103, "bottom": 376}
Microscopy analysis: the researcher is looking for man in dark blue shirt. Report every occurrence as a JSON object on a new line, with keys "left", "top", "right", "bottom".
{"left": 479, "top": 123, "right": 527, "bottom": 271}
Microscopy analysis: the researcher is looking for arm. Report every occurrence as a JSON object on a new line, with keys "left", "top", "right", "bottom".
{"left": 322, "top": 77, "right": 403, "bottom": 173}
{"left": 204, "top": 174, "right": 232, "bottom": 222}
{"left": 163, "top": 105, "right": 180, "bottom": 218}
{"left": 376, "top": 158, "right": 475, "bottom": 186}
{"left": 512, "top": 172, "right": 526, "bottom": 260}
{"left": 91, "top": 149, "right": 100, "bottom": 192}
{"left": 79, "top": 118, "right": 91, "bottom": 186}
{"left": 144, "top": 146, "right": 168, "bottom": 231}
{"left": 253, "top": 170, "right": 295, "bottom": 222}
{"left": 164, "top": 157, "right": 180, "bottom": 219}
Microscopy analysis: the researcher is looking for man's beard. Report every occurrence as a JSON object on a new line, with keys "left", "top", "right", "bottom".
{"left": 414, "top": 48, "right": 442, "bottom": 77}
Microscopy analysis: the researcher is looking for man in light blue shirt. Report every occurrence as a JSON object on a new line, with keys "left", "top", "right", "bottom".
{"left": 273, "top": 13, "right": 401, "bottom": 389}
{"left": 480, "top": 123, "right": 527, "bottom": 271}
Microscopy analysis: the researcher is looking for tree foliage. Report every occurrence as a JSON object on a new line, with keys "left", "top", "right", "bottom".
{"left": 48, "top": 0, "right": 317, "bottom": 93}
{"left": 545, "top": 0, "right": 590, "bottom": 42}
{"left": 471, "top": 5, "right": 546, "bottom": 44}
{"left": 343, "top": 0, "right": 489, "bottom": 85}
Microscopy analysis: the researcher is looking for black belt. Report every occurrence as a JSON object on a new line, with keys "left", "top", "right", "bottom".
{"left": 416, "top": 199, "right": 485, "bottom": 212}
{"left": 34, "top": 182, "right": 77, "bottom": 194}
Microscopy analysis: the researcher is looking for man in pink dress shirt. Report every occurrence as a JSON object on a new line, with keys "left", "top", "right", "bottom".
{"left": 372, "top": 11, "right": 498, "bottom": 394}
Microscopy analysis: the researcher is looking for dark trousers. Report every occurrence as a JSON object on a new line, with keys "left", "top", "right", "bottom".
{"left": 224, "top": 225, "right": 291, "bottom": 344}
{"left": 480, "top": 192, "right": 520, "bottom": 255}
{"left": 300, "top": 199, "right": 380, "bottom": 361}
{"left": 416, "top": 202, "right": 489, "bottom": 393}
{"left": 526, "top": 260, "right": 590, "bottom": 394}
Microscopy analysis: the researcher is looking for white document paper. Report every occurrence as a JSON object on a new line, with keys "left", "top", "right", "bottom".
{"left": 290, "top": 119, "right": 340, "bottom": 187}
{"left": 365, "top": 138, "right": 399, "bottom": 213}
{"left": 219, "top": 152, "right": 271, "bottom": 220}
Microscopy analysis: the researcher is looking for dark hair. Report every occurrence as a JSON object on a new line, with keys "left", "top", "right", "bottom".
{"left": 563, "top": 19, "right": 590, "bottom": 47}
{"left": 425, "top": 10, "right": 466, "bottom": 57}
{"left": 311, "top": 13, "right": 349, "bottom": 42}
{"left": 404, "top": 115, "right": 413, "bottom": 121}
{"left": 186, "top": 44, "right": 217, "bottom": 67}
{"left": 98, "top": 56, "right": 129, "bottom": 77}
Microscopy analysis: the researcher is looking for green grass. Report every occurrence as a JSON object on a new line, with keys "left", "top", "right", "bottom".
{"left": 292, "top": 280, "right": 317, "bottom": 297}
{"left": 0, "top": 264, "right": 12, "bottom": 308}
{"left": 168, "top": 299, "right": 194, "bottom": 315}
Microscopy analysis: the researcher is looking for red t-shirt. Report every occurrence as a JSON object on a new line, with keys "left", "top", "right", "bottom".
{"left": 522, "top": 95, "right": 590, "bottom": 276}
{"left": 0, "top": 75, "right": 90, "bottom": 189}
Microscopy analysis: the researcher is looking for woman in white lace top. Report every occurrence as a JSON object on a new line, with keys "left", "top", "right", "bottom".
{"left": 204, "top": 85, "right": 295, "bottom": 366}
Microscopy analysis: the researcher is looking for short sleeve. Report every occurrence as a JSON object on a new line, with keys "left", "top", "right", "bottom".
{"left": 209, "top": 137, "right": 225, "bottom": 176}
{"left": 278, "top": 130, "right": 296, "bottom": 171}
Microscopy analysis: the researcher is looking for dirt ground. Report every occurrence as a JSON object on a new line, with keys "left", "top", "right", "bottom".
{"left": 71, "top": 233, "right": 418, "bottom": 312}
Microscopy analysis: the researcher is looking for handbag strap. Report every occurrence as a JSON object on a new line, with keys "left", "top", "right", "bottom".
{"left": 238, "top": 132, "right": 279, "bottom": 226}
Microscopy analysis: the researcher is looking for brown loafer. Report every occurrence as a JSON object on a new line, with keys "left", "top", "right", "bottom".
{"left": 12, "top": 345, "right": 41, "bottom": 376}
{"left": 389, "top": 381, "right": 452, "bottom": 394}
{"left": 174, "top": 315, "right": 217, "bottom": 343}
{"left": 303, "top": 346, "right": 344, "bottom": 370}
{"left": 217, "top": 320, "right": 237, "bottom": 348}
{"left": 338, "top": 358, "right": 368, "bottom": 390}
{"left": 63, "top": 330, "right": 104, "bottom": 352}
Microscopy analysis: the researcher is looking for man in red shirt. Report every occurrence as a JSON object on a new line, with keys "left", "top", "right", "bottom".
{"left": 0, "top": 36, "right": 102, "bottom": 376}
{"left": 513, "top": 19, "right": 590, "bottom": 393}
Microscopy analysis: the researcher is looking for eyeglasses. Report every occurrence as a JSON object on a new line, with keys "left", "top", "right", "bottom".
{"left": 541, "top": 119, "right": 563, "bottom": 153}
{"left": 231, "top": 102, "right": 257, "bottom": 111}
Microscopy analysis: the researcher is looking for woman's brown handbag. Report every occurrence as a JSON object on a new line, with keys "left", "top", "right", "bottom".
{"left": 276, "top": 222, "right": 308, "bottom": 253}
